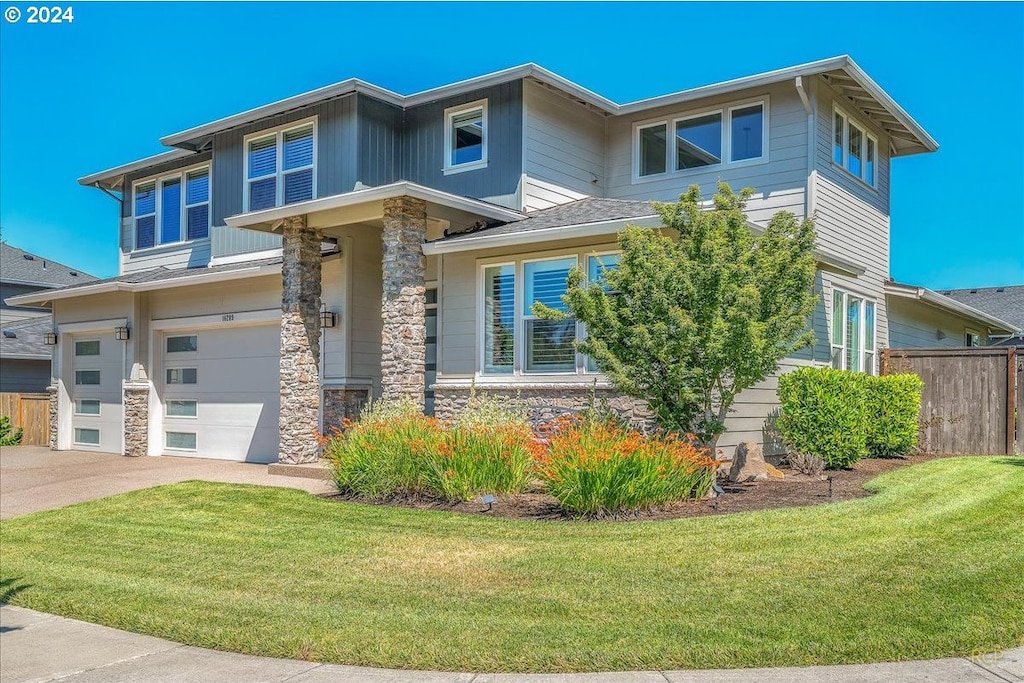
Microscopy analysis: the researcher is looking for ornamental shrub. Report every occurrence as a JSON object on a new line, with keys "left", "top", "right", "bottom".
{"left": 538, "top": 417, "right": 719, "bottom": 516}
{"left": 0, "top": 415, "right": 23, "bottom": 446}
{"left": 776, "top": 367, "right": 868, "bottom": 469}
{"left": 324, "top": 395, "right": 540, "bottom": 502}
{"left": 865, "top": 373, "right": 923, "bottom": 458}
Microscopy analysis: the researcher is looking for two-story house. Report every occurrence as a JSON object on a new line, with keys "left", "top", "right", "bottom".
{"left": 11, "top": 56, "right": 957, "bottom": 464}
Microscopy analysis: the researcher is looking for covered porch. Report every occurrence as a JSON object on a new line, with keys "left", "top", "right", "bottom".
{"left": 224, "top": 181, "right": 522, "bottom": 463}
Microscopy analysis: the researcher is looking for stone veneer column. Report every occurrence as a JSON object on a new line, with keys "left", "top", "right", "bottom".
{"left": 380, "top": 196, "right": 427, "bottom": 409}
{"left": 46, "top": 384, "right": 58, "bottom": 450}
{"left": 122, "top": 382, "right": 150, "bottom": 457}
{"left": 279, "top": 214, "right": 323, "bottom": 464}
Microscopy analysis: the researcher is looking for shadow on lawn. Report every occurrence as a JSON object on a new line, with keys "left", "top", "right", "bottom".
{"left": 0, "top": 576, "right": 33, "bottom": 626}
{"left": 993, "top": 457, "right": 1024, "bottom": 467}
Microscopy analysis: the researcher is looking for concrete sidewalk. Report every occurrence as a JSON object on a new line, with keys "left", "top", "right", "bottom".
{"left": 2, "top": 606, "right": 1021, "bottom": 683}
{"left": 0, "top": 446, "right": 333, "bottom": 520}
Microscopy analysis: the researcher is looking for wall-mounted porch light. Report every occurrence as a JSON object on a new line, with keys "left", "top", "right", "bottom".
{"left": 43, "top": 331, "right": 58, "bottom": 346}
{"left": 320, "top": 307, "right": 337, "bottom": 329}
{"left": 115, "top": 325, "right": 131, "bottom": 341}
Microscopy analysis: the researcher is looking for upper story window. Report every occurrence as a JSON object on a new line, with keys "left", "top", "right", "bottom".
{"left": 635, "top": 98, "right": 768, "bottom": 180}
{"left": 444, "top": 100, "right": 487, "bottom": 174}
{"left": 132, "top": 166, "right": 210, "bottom": 251}
{"left": 481, "top": 251, "right": 619, "bottom": 376}
{"left": 833, "top": 107, "right": 877, "bottom": 187}
{"left": 965, "top": 329, "right": 981, "bottom": 347}
{"left": 831, "top": 288, "right": 876, "bottom": 374}
{"left": 245, "top": 119, "right": 316, "bottom": 212}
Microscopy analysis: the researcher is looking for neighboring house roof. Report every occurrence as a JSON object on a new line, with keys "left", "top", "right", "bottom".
{"left": 0, "top": 316, "right": 53, "bottom": 360}
{"left": 5, "top": 258, "right": 284, "bottom": 308}
{"left": 885, "top": 281, "right": 1020, "bottom": 334}
{"left": 0, "top": 243, "right": 97, "bottom": 288}
{"left": 938, "top": 286, "right": 1024, "bottom": 331}
{"left": 80, "top": 55, "right": 938, "bottom": 190}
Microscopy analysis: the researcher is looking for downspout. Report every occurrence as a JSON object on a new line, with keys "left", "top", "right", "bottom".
{"left": 795, "top": 76, "right": 820, "bottom": 362}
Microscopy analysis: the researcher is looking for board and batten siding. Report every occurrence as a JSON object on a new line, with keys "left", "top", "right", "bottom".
{"left": 887, "top": 297, "right": 988, "bottom": 349}
{"left": 401, "top": 82, "right": 523, "bottom": 210}
{"left": 522, "top": 79, "right": 604, "bottom": 211}
{"left": 604, "top": 81, "right": 809, "bottom": 226}
{"left": 356, "top": 95, "right": 403, "bottom": 188}
{"left": 812, "top": 77, "right": 893, "bottom": 354}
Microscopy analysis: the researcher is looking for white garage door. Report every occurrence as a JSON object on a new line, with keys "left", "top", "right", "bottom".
{"left": 70, "top": 335, "right": 123, "bottom": 453}
{"left": 161, "top": 325, "right": 280, "bottom": 462}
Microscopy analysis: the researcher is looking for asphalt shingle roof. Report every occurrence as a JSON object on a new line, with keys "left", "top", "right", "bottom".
{"left": 437, "top": 197, "right": 657, "bottom": 243}
{"left": 0, "top": 243, "right": 96, "bottom": 287}
{"left": 45, "top": 257, "right": 284, "bottom": 295}
{"left": 0, "top": 316, "right": 52, "bottom": 358}
{"left": 940, "top": 286, "right": 1024, "bottom": 330}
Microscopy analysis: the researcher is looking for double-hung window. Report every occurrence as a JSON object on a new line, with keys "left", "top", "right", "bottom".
{"left": 481, "top": 251, "right": 620, "bottom": 376}
{"left": 444, "top": 100, "right": 487, "bottom": 173}
{"left": 831, "top": 288, "right": 876, "bottom": 374}
{"left": 635, "top": 98, "right": 767, "bottom": 179}
{"left": 833, "top": 107, "right": 878, "bottom": 187}
{"left": 132, "top": 166, "right": 210, "bottom": 250}
{"left": 246, "top": 120, "right": 316, "bottom": 211}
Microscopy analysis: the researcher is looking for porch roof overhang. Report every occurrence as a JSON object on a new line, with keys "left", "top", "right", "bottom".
{"left": 885, "top": 281, "right": 1020, "bottom": 334}
{"left": 223, "top": 181, "right": 524, "bottom": 233}
{"left": 4, "top": 260, "right": 283, "bottom": 308}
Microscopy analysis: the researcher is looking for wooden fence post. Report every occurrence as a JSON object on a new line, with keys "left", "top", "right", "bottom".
{"left": 1016, "top": 347, "right": 1023, "bottom": 455}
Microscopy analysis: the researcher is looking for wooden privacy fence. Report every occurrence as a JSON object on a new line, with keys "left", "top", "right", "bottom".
{"left": 882, "top": 347, "right": 1020, "bottom": 455}
{"left": 0, "top": 393, "right": 49, "bottom": 446}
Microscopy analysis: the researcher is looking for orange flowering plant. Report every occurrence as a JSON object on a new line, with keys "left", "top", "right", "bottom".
{"left": 323, "top": 394, "right": 541, "bottom": 502}
{"left": 538, "top": 415, "right": 719, "bottom": 516}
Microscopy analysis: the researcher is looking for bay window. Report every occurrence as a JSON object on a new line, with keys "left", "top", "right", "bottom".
{"left": 831, "top": 288, "right": 876, "bottom": 374}
{"left": 481, "top": 251, "right": 620, "bottom": 376}
{"left": 245, "top": 119, "right": 316, "bottom": 211}
{"left": 132, "top": 165, "right": 210, "bottom": 251}
{"left": 833, "top": 107, "right": 878, "bottom": 187}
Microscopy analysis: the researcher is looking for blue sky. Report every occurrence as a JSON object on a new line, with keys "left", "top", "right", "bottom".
{"left": 1, "top": 2, "right": 1022, "bottom": 287}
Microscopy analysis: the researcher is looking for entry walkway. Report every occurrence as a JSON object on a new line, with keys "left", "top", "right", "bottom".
{"left": 1, "top": 606, "right": 1020, "bottom": 683}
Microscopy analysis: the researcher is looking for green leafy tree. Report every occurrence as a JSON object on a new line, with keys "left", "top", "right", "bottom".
{"left": 534, "top": 182, "right": 818, "bottom": 449}
{"left": 0, "top": 415, "right": 23, "bottom": 446}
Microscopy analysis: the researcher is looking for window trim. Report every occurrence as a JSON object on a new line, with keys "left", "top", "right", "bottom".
{"left": 476, "top": 245, "right": 620, "bottom": 377}
{"left": 830, "top": 286, "right": 877, "bottom": 374}
{"left": 74, "top": 398, "right": 102, "bottom": 416}
{"left": 443, "top": 99, "right": 488, "bottom": 175}
{"left": 242, "top": 116, "right": 319, "bottom": 212}
{"left": 73, "top": 427, "right": 101, "bottom": 447}
{"left": 165, "top": 334, "right": 198, "bottom": 354}
{"left": 165, "top": 367, "right": 198, "bottom": 386}
{"left": 74, "top": 369, "right": 101, "bottom": 386}
{"left": 74, "top": 339, "right": 101, "bottom": 357}
{"left": 965, "top": 328, "right": 981, "bottom": 347}
{"left": 633, "top": 95, "right": 770, "bottom": 182}
{"left": 130, "top": 161, "right": 212, "bottom": 253}
{"left": 832, "top": 105, "right": 879, "bottom": 189}
{"left": 165, "top": 399, "right": 199, "bottom": 419}
{"left": 164, "top": 431, "right": 198, "bottom": 452}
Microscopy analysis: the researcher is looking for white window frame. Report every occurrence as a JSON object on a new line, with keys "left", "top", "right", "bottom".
{"left": 165, "top": 399, "right": 198, "bottom": 419}
{"left": 164, "top": 431, "right": 198, "bottom": 452}
{"left": 633, "top": 96, "right": 769, "bottom": 182}
{"left": 73, "top": 399, "right": 102, "bottom": 416}
{"left": 477, "top": 246, "right": 620, "bottom": 377}
{"left": 74, "top": 369, "right": 101, "bottom": 386}
{"left": 74, "top": 339, "right": 101, "bottom": 357}
{"left": 165, "top": 367, "right": 198, "bottom": 385}
{"left": 130, "top": 162, "right": 212, "bottom": 252}
{"left": 243, "top": 116, "right": 318, "bottom": 212}
{"left": 831, "top": 287, "right": 877, "bottom": 374}
{"left": 965, "top": 328, "right": 981, "bottom": 347}
{"left": 73, "top": 427, "right": 101, "bottom": 447}
{"left": 832, "top": 105, "right": 879, "bottom": 188}
{"left": 443, "top": 99, "right": 488, "bottom": 174}
{"left": 165, "top": 334, "right": 198, "bottom": 354}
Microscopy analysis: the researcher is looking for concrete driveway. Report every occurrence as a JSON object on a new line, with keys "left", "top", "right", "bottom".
{"left": 0, "top": 445, "right": 333, "bottom": 519}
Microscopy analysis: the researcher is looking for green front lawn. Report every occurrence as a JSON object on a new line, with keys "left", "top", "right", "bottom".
{"left": 2, "top": 457, "right": 1022, "bottom": 672}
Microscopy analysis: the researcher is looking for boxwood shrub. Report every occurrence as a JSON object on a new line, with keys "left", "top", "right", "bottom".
{"left": 777, "top": 367, "right": 923, "bottom": 469}
{"left": 777, "top": 367, "right": 869, "bottom": 469}
{"left": 865, "top": 373, "right": 923, "bottom": 458}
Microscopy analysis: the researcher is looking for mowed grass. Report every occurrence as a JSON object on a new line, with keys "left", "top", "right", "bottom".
{"left": 1, "top": 457, "right": 1022, "bottom": 673}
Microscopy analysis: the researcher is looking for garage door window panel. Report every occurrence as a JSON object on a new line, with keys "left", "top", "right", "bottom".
{"left": 74, "top": 399, "right": 101, "bottom": 415}
{"left": 75, "top": 340, "right": 100, "bottom": 356}
{"left": 166, "top": 368, "right": 197, "bottom": 385}
{"left": 74, "top": 428, "right": 100, "bottom": 446}
{"left": 75, "top": 370, "right": 101, "bottom": 385}
{"left": 166, "top": 400, "right": 198, "bottom": 418}
{"left": 166, "top": 432, "right": 197, "bottom": 451}
{"left": 166, "top": 335, "right": 198, "bottom": 353}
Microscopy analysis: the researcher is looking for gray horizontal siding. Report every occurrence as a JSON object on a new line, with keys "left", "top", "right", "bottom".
{"left": 211, "top": 95, "right": 358, "bottom": 229}
{"left": 210, "top": 226, "right": 281, "bottom": 259}
{"left": 401, "top": 81, "right": 523, "bottom": 209}
{"left": 887, "top": 297, "right": 987, "bottom": 348}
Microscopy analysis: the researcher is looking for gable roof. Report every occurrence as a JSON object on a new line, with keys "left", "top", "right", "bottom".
{"left": 938, "top": 286, "right": 1024, "bottom": 330}
{"left": 0, "top": 243, "right": 97, "bottom": 288}
{"left": 82, "top": 56, "right": 937, "bottom": 189}
{"left": 886, "top": 281, "right": 1020, "bottom": 334}
{"left": 0, "top": 315, "right": 52, "bottom": 360}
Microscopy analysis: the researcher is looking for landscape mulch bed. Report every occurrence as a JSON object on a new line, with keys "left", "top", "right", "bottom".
{"left": 325, "top": 452, "right": 959, "bottom": 522}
